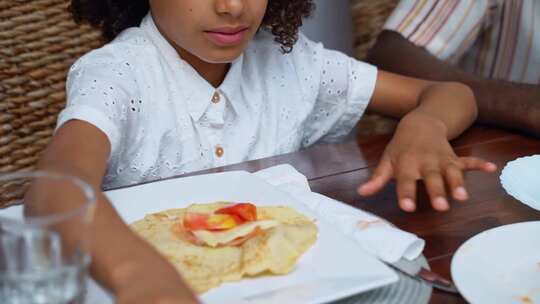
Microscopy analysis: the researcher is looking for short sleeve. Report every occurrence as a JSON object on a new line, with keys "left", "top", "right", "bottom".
{"left": 383, "top": 0, "right": 491, "bottom": 62}
{"left": 56, "top": 46, "right": 138, "bottom": 157}
{"left": 293, "top": 33, "right": 377, "bottom": 146}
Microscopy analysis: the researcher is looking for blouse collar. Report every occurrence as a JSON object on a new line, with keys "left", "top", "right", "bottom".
{"left": 140, "top": 13, "right": 244, "bottom": 122}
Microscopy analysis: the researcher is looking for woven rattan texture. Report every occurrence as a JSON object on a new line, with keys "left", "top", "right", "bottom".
{"left": 0, "top": 0, "right": 103, "bottom": 174}
{"left": 351, "top": 0, "right": 399, "bottom": 60}
{"left": 351, "top": 0, "right": 400, "bottom": 136}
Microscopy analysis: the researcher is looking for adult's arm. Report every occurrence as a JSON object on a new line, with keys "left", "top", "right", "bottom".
{"left": 367, "top": 30, "right": 540, "bottom": 137}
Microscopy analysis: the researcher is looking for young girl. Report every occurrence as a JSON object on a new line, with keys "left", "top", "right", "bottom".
{"left": 34, "top": 0, "right": 496, "bottom": 302}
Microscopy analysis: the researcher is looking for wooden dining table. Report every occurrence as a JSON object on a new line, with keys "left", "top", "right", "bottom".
{"left": 185, "top": 125, "right": 540, "bottom": 303}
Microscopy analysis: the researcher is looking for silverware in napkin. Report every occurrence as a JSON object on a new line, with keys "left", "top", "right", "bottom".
{"left": 386, "top": 258, "right": 459, "bottom": 293}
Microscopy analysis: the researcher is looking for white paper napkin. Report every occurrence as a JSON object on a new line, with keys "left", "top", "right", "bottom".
{"left": 254, "top": 164, "right": 425, "bottom": 263}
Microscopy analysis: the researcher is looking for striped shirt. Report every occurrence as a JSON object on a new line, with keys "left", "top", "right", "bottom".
{"left": 384, "top": 0, "right": 540, "bottom": 84}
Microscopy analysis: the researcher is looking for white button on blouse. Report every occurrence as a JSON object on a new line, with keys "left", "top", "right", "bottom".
{"left": 57, "top": 13, "right": 378, "bottom": 189}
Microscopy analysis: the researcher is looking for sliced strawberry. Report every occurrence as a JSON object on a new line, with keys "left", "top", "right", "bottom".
{"left": 182, "top": 213, "right": 210, "bottom": 231}
{"left": 182, "top": 212, "right": 240, "bottom": 231}
{"left": 205, "top": 214, "right": 239, "bottom": 230}
{"left": 216, "top": 203, "right": 257, "bottom": 222}
{"left": 172, "top": 223, "right": 205, "bottom": 246}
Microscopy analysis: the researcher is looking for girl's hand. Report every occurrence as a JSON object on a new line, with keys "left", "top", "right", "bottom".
{"left": 357, "top": 115, "right": 497, "bottom": 212}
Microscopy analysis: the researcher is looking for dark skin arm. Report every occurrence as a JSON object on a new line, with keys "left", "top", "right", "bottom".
{"left": 359, "top": 70, "right": 497, "bottom": 212}
{"left": 26, "top": 120, "right": 199, "bottom": 304}
{"left": 366, "top": 30, "right": 540, "bottom": 137}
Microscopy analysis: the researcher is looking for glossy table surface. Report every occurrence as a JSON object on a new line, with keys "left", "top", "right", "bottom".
{"left": 162, "top": 126, "right": 540, "bottom": 303}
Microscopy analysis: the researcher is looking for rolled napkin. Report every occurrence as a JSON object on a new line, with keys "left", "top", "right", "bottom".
{"left": 253, "top": 164, "right": 425, "bottom": 263}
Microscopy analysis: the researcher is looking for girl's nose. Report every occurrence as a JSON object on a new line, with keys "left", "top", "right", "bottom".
{"left": 215, "top": 0, "right": 245, "bottom": 18}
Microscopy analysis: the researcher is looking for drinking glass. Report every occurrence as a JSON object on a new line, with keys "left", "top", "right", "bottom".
{"left": 0, "top": 171, "right": 96, "bottom": 304}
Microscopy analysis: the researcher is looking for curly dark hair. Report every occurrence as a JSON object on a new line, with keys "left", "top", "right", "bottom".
{"left": 70, "top": 0, "right": 314, "bottom": 53}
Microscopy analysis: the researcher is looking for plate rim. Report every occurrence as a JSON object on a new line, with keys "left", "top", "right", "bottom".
{"left": 500, "top": 154, "right": 540, "bottom": 211}
{"left": 450, "top": 220, "right": 540, "bottom": 304}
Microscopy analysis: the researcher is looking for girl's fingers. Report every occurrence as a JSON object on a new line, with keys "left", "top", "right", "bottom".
{"left": 358, "top": 159, "right": 393, "bottom": 196}
{"left": 459, "top": 157, "right": 497, "bottom": 172}
{"left": 445, "top": 164, "right": 468, "bottom": 201}
{"left": 396, "top": 177, "right": 417, "bottom": 212}
{"left": 395, "top": 164, "right": 418, "bottom": 212}
{"left": 422, "top": 167, "right": 449, "bottom": 211}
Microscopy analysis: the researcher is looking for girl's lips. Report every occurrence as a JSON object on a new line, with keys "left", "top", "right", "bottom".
{"left": 204, "top": 27, "right": 249, "bottom": 46}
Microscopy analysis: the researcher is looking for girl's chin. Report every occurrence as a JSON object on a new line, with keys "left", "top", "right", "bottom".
{"left": 199, "top": 48, "right": 244, "bottom": 64}
{"left": 200, "top": 56, "right": 241, "bottom": 64}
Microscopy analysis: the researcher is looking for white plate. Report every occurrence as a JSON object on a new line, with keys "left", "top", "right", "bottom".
{"left": 336, "top": 255, "right": 432, "bottom": 304}
{"left": 86, "top": 171, "right": 397, "bottom": 304}
{"left": 451, "top": 221, "right": 540, "bottom": 304}
{"left": 500, "top": 155, "right": 540, "bottom": 211}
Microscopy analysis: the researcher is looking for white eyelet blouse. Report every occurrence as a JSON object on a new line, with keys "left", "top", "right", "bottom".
{"left": 57, "top": 13, "right": 378, "bottom": 189}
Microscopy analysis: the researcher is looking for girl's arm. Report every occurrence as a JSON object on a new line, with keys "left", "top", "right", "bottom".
{"left": 28, "top": 120, "right": 198, "bottom": 304}
{"left": 358, "top": 71, "right": 497, "bottom": 212}
{"left": 367, "top": 70, "right": 477, "bottom": 138}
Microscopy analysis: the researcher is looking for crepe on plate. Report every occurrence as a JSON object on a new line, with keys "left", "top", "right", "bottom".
{"left": 130, "top": 202, "right": 318, "bottom": 293}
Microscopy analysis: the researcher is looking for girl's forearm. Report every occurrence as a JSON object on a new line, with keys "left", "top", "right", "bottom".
{"left": 400, "top": 82, "right": 477, "bottom": 140}
{"left": 25, "top": 121, "right": 170, "bottom": 295}
{"left": 27, "top": 160, "right": 159, "bottom": 294}
{"left": 83, "top": 192, "right": 154, "bottom": 294}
